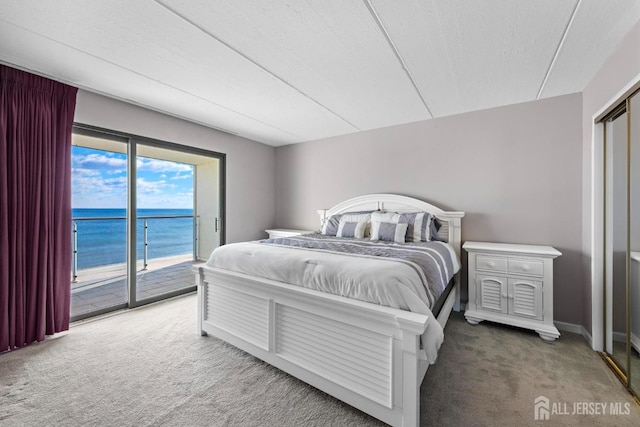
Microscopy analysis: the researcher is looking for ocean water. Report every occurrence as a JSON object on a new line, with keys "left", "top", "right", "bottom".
{"left": 72, "top": 208, "right": 194, "bottom": 269}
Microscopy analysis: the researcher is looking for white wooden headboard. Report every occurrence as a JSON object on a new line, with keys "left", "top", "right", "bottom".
{"left": 317, "top": 193, "right": 465, "bottom": 258}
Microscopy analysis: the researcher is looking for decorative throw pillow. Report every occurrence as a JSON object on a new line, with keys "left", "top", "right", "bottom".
{"left": 430, "top": 217, "right": 447, "bottom": 242}
{"left": 371, "top": 211, "right": 433, "bottom": 242}
{"left": 321, "top": 211, "right": 372, "bottom": 236}
{"left": 321, "top": 215, "right": 339, "bottom": 235}
{"left": 375, "top": 222, "right": 408, "bottom": 243}
{"left": 336, "top": 216, "right": 368, "bottom": 238}
{"left": 369, "top": 211, "right": 399, "bottom": 240}
{"left": 398, "top": 212, "right": 432, "bottom": 242}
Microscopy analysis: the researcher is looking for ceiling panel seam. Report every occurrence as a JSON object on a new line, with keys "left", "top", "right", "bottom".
{"left": 0, "top": 17, "right": 303, "bottom": 141}
{"left": 362, "top": 0, "right": 433, "bottom": 119}
{"left": 154, "top": 0, "right": 361, "bottom": 133}
{"left": 536, "top": 0, "right": 582, "bottom": 100}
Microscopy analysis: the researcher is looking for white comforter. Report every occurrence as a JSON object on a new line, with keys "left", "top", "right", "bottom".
{"left": 206, "top": 240, "right": 459, "bottom": 363}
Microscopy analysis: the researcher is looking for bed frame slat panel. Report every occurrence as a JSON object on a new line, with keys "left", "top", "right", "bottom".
{"left": 207, "top": 286, "right": 269, "bottom": 350}
{"left": 276, "top": 304, "right": 393, "bottom": 408}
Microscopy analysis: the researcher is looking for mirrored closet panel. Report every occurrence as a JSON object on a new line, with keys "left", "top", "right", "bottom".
{"left": 630, "top": 91, "right": 640, "bottom": 397}
{"left": 603, "top": 89, "right": 640, "bottom": 399}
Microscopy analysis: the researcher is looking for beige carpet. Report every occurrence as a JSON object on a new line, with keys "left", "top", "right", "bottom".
{"left": 0, "top": 294, "right": 638, "bottom": 426}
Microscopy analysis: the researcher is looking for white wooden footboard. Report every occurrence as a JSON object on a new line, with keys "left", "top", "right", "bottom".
{"left": 196, "top": 266, "right": 457, "bottom": 427}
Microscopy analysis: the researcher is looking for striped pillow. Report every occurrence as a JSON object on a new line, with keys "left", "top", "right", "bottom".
{"left": 398, "top": 212, "right": 432, "bottom": 242}
{"left": 370, "top": 211, "right": 433, "bottom": 242}
{"left": 336, "top": 216, "right": 368, "bottom": 238}
{"left": 321, "top": 211, "right": 372, "bottom": 236}
{"left": 430, "top": 217, "right": 447, "bottom": 242}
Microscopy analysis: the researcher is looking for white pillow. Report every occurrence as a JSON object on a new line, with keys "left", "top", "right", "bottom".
{"left": 336, "top": 215, "right": 368, "bottom": 238}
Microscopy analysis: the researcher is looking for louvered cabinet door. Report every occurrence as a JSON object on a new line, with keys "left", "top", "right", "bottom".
{"left": 477, "top": 275, "right": 507, "bottom": 314}
{"left": 508, "top": 278, "right": 543, "bottom": 320}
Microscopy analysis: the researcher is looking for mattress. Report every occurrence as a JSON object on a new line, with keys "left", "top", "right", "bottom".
{"left": 205, "top": 234, "right": 460, "bottom": 363}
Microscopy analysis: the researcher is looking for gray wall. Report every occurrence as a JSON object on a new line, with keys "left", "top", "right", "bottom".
{"left": 581, "top": 19, "right": 640, "bottom": 334}
{"left": 74, "top": 90, "right": 276, "bottom": 244}
{"left": 275, "top": 93, "right": 583, "bottom": 324}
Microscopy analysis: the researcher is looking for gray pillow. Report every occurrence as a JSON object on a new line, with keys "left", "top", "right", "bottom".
{"left": 430, "top": 217, "right": 447, "bottom": 242}
{"left": 376, "top": 222, "right": 408, "bottom": 243}
{"left": 398, "top": 212, "right": 430, "bottom": 242}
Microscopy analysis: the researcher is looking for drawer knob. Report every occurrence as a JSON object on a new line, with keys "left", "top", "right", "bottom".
{"left": 521, "top": 265, "right": 530, "bottom": 271}
{"left": 487, "top": 261, "right": 496, "bottom": 268}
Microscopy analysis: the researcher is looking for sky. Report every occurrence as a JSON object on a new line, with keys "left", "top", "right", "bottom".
{"left": 72, "top": 146, "right": 194, "bottom": 209}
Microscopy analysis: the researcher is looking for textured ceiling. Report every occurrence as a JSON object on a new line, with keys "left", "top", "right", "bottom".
{"left": 1, "top": 0, "right": 639, "bottom": 146}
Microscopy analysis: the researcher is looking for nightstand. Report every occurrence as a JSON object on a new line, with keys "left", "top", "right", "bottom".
{"left": 463, "top": 241, "right": 562, "bottom": 342}
{"left": 265, "top": 229, "right": 314, "bottom": 239}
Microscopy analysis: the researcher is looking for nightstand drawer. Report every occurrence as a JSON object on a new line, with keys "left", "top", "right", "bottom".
{"left": 508, "top": 258, "right": 543, "bottom": 277}
{"left": 476, "top": 255, "right": 507, "bottom": 273}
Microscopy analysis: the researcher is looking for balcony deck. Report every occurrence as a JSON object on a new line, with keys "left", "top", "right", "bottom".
{"left": 71, "top": 254, "right": 201, "bottom": 317}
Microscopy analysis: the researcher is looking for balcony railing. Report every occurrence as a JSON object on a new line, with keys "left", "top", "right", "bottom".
{"left": 71, "top": 215, "right": 200, "bottom": 282}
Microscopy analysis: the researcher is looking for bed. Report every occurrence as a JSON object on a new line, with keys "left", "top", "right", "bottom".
{"left": 194, "top": 194, "right": 464, "bottom": 426}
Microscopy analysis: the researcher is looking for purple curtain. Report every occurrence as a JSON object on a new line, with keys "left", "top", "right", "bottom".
{"left": 0, "top": 65, "right": 78, "bottom": 352}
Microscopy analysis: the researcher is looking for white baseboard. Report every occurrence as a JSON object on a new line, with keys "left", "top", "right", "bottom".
{"left": 554, "top": 321, "right": 593, "bottom": 347}
{"left": 582, "top": 326, "right": 593, "bottom": 348}
{"left": 554, "top": 321, "right": 582, "bottom": 334}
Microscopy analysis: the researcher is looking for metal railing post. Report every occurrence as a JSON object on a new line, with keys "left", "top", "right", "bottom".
{"left": 143, "top": 219, "right": 149, "bottom": 270}
{"left": 72, "top": 221, "right": 78, "bottom": 282}
{"left": 194, "top": 215, "right": 200, "bottom": 261}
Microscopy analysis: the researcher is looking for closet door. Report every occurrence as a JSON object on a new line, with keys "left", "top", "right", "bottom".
{"left": 605, "top": 107, "right": 629, "bottom": 373}
{"left": 630, "top": 91, "right": 640, "bottom": 396}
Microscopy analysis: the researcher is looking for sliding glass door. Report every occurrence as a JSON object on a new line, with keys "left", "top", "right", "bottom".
{"left": 70, "top": 126, "right": 224, "bottom": 320}
{"left": 602, "top": 89, "right": 640, "bottom": 400}
{"left": 604, "top": 106, "right": 628, "bottom": 371}
{"left": 70, "top": 132, "right": 129, "bottom": 318}
{"left": 133, "top": 143, "right": 221, "bottom": 304}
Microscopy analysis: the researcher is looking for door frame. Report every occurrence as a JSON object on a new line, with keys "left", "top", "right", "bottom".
{"left": 591, "top": 74, "right": 640, "bottom": 352}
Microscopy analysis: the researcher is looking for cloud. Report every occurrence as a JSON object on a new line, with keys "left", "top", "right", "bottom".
{"left": 73, "top": 168, "right": 101, "bottom": 177}
{"left": 74, "top": 153, "right": 127, "bottom": 170}
{"left": 136, "top": 178, "right": 177, "bottom": 193}
{"left": 74, "top": 154, "right": 193, "bottom": 175}
{"left": 136, "top": 178, "right": 166, "bottom": 194}
{"left": 104, "top": 177, "right": 127, "bottom": 188}
{"left": 72, "top": 149, "right": 195, "bottom": 209}
{"left": 137, "top": 158, "right": 192, "bottom": 173}
{"left": 72, "top": 173, "right": 127, "bottom": 208}
{"left": 171, "top": 172, "right": 193, "bottom": 180}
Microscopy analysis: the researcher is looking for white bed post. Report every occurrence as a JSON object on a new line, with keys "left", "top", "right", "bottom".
{"left": 397, "top": 318, "right": 425, "bottom": 427}
{"left": 195, "top": 266, "right": 208, "bottom": 336}
{"left": 317, "top": 209, "right": 327, "bottom": 227}
{"left": 443, "top": 214, "right": 464, "bottom": 312}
